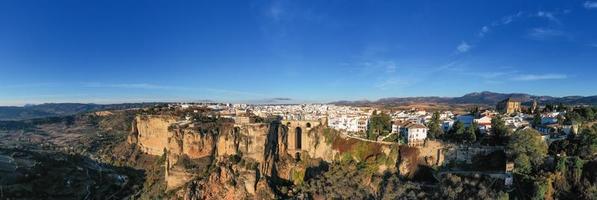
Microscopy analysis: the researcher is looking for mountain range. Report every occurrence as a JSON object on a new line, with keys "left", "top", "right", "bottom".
{"left": 333, "top": 91, "right": 597, "bottom": 106}
{"left": 0, "top": 103, "right": 160, "bottom": 121}
{"left": 2, "top": 91, "right": 596, "bottom": 120}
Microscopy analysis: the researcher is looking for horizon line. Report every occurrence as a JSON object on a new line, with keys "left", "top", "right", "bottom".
{"left": 1, "top": 90, "right": 595, "bottom": 107}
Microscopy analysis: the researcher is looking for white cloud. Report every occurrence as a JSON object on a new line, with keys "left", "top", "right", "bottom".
{"left": 584, "top": 1, "right": 597, "bottom": 9}
{"left": 374, "top": 78, "right": 410, "bottom": 90}
{"left": 353, "top": 60, "right": 398, "bottom": 75}
{"left": 527, "top": 28, "right": 565, "bottom": 40}
{"left": 463, "top": 71, "right": 515, "bottom": 79}
{"left": 83, "top": 82, "right": 267, "bottom": 97}
{"left": 84, "top": 83, "right": 179, "bottom": 90}
{"left": 457, "top": 42, "right": 471, "bottom": 53}
{"left": 478, "top": 26, "right": 490, "bottom": 37}
{"left": 512, "top": 74, "right": 568, "bottom": 81}
{"left": 537, "top": 11, "right": 560, "bottom": 23}
{"left": 499, "top": 12, "right": 523, "bottom": 25}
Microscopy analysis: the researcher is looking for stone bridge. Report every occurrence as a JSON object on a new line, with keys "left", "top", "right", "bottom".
{"left": 282, "top": 119, "right": 324, "bottom": 156}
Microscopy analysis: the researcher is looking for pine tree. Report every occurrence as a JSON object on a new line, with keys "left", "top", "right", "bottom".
{"left": 491, "top": 115, "right": 510, "bottom": 143}
{"left": 533, "top": 112, "right": 542, "bottom": 128}
{"left": 465, "top": 122, "right": 477, "bottom": 143}
{"left": 449, "top": 121, "right": 465, "bottom": 141}
{"left": 427, "top": 111, "right": 443, "bottom": 139}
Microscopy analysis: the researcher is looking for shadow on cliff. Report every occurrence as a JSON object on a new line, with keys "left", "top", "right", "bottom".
{"left": 261, "top": 120, "right": 295, "bottom": 196}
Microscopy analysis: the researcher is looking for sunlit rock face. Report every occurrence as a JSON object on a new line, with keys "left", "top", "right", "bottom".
{"left": 131, "top": 115, "right": 177, "bottom": 156}
{"left": 129, "top": 114, "right": 450, "bottom": 196}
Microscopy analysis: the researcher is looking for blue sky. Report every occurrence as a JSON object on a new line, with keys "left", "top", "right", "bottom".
{"left": 1, "top": 0, "right": 596, "bottom": 105}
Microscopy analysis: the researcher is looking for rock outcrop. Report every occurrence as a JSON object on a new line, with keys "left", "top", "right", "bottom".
{"left": 130, "top": 115, "right": 177, "bottom": 156}
{"left": 128, "top": 114, "right": 450, "bottom": 198}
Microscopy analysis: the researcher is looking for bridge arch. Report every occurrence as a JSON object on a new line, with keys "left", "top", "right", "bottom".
{"left": 295, "top": 127, "right": 302, "bottom": 150}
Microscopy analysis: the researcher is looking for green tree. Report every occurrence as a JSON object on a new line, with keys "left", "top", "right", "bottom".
{"left": 464, "top": 122, "right": 477, "bottom": 143}
{"left": 582, "top": 107, "right": 595, "bottom": 121}
{"left": 367, "top": 110, "right": 391, "bottom": 140}
{"left": 565, "top": 111, "right": 582, "bottom": 125}
{"left": 557, "top": 103, "right": 567, "bottom": 112}
{"left": 507, "top": 128, "right": 548, "bottom": 174}
{"left": 469, "top": 106, "right": 480, "bottom": 116}
{"left": 578, "top": 125, "right": 597, "bottom": 159}
{"left": 491, "top": 115, "right": 511, "bottom": 142}
{"left": 532, "top": 178, "right": 548, "bottom": 200}
{"left": 556, "top": 114, "right": 565, "bottom": 125}
{"left": 427, "top": 111, "right": 443, "bottom": 139}
{"left": 448, "top": 121, "right": 465, "bottom": 141}
{"left": 532, "top": 112, "right": 542, "bottom": 128}
{"left": 555, "top": 156, "right": 567, "bottom": 174}
{"left": 571, "top": 156, "right": 584, "bottom": 184}
{"left": 544, "top": 104, "right": 555, "bottom": 113}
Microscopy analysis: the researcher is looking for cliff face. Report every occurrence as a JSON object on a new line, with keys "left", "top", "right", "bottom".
{"left": 128, "top": 115, "right": 449, "bottom": 198}
{"left": 129, "top": 115, "right": 283, "bottom": 191}
{"left": 131, "top": 115, "right": 177, "bottom": 156}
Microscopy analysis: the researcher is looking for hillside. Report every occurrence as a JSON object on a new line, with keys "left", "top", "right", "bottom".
{"left": 0, "top": 103, "right": 162, "bottom": 121}
{"left": 333, "top": 91, "right": 597, "bottom": 106}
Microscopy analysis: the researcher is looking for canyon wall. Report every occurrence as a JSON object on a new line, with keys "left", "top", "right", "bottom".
{"left": 128, "top": 115, "right": 451, "bottom": 194}
{"left": 130, "top": 115, "right": 177, "bottom": 156}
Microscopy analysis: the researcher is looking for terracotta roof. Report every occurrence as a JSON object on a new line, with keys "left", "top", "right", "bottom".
{"left": 393, "top": 121, "right": 409, "bottom": 126}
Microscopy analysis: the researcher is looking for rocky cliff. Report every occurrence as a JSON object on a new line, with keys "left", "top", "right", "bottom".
{"left": 128, "top": 114, "right": 449, "bottom": 199}
{"left": 130, "top": 115, "right": 177, "bottom": 156}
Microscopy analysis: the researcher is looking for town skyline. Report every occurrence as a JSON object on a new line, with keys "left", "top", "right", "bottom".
{"left": 1, "top": 90, "right": 597, "bottom": 107}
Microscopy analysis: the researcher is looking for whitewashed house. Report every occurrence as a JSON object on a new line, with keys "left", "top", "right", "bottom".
{"left": 400, "top": 123, "right": 428, "bottom": 145}
{"left": 442, "top": 120, "right": 454, "bottom": 132}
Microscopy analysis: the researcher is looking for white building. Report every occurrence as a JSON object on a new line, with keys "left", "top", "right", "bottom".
{"left": 400, "top": 123, "right": 428, "bottom": 145}
{"left": 442, "top": 120, "right": 454, "bottom": 132}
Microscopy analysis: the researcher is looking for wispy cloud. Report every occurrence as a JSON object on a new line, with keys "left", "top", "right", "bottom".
{"left": 527, "top": 28, "right": 566, "bottom": 40}
{"left": 457, "top": 42, "right": 471, "bottom": 53}
{"left": 584, "top": 1, "right": 597, "bottom": 9}
{"left": 202, "top": 88, "right": 266, "bottom": 97}
{"left": 511, "top": 73, "right": 568, "bottom": 81}
{"left": 348, "top": 60, "right": 399, "bottom": 75}
{"left": 478, "top": 26, "right": 490, "bottom": 37}
{"left": 500, "top": 12, "right": 524, "bottom": 25}
{"left": 452, "top": 68, "right": 567, "bottom": 82}
{"left": 465, "top": 10, "right": 570, "bottom": 52}
{"left": 83, "top": 82, "right": 267, "bottom": 97}
{"left": 435, "top": 61, "right": 466, "bottom": 72}
{"left": 83, "top": 83, "right": 182, "bottom": 90}
{"left": 374, "top": 78, "right": 411, "bottom": 90}
{"left": 476, "top": 12, "right": 524, "bottom": 38}
{"left": 463, "top": 71, "right": 517, "bottom": 79}
{"left": 536, "top": 11, "right": 560, "bottom": 24}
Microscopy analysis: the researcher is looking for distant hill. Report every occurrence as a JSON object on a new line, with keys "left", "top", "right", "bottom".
{"left": 0, "top": 103, "right": 161, "bottom": 121}
{"left": 333, "top": 91, "right": 597, "bottom": 106}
